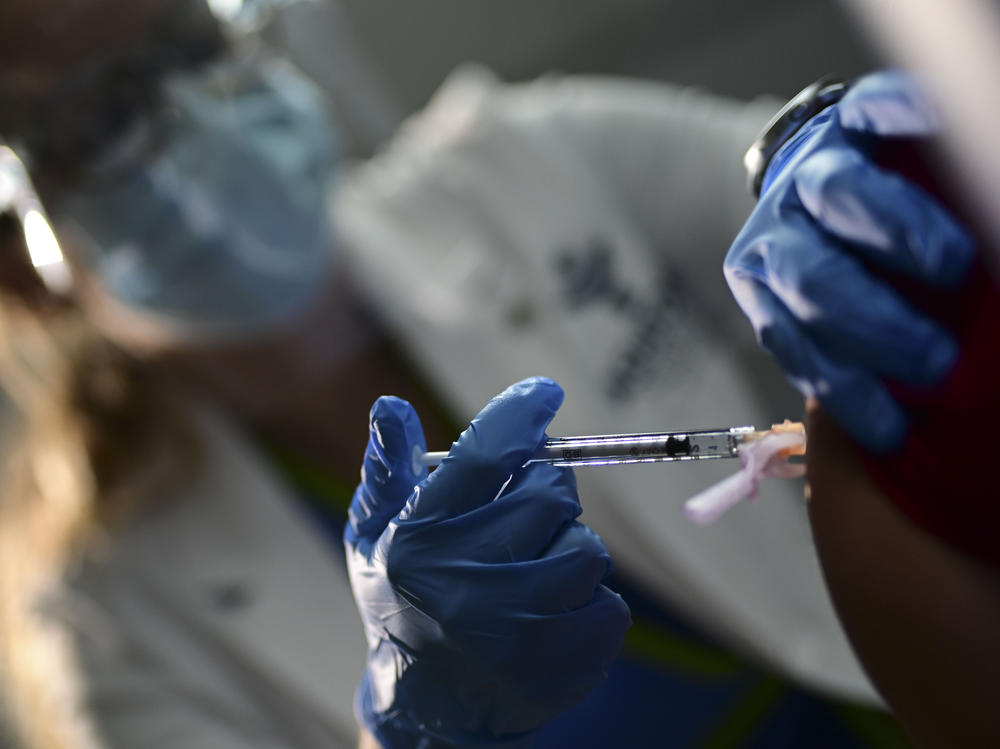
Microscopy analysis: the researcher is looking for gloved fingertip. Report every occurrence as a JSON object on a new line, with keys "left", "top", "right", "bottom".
{"left": 593, "top": 585, "right": 633, "bottom": 640}
{"left": 601, "top": 551, "right": 614, "bottom": 579}
{"left": 934, "top": 227, "right": 978, "bottom": 286}
{"left": 612, "top": 589, "right": 632, "bottom": 629}
{"left": 838, "top": 70, "right": 941, "bottom": 137}
{"left": 458, "top": 377, "right": 566, "bottom": 464}
{"left": 369, "top": 395, "right": 411, "bottom": 428}
{"left": 369, "top": 396, "right": 427, "bottom": 477}
{"left": 847, "top": 387, "right": 908, "bottom": 453}
{"left": 756, "top": 319, "right": 802, "bottom": 371}
{"left": 587, "top": 527, "right": 615, "bottom": 578}
{"left": 923, "top": 335, "right": 959, "bottom": 382}
{"left": 511, "top": 376, "right": 565, "bottom": 413}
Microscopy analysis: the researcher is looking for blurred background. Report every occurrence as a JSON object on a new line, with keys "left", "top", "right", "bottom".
{"left": 0, "top": 1, "right": 887, "bottom": 746}
{"left": 266, "top": 0, "right": 882, "bottom": 157}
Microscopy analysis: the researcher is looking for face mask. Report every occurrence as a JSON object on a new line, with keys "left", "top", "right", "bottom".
{"left": 55, "top": 44, "right": 341, "bottom": 346}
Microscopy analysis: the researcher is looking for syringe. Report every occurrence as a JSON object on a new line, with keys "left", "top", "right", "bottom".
{"left": 413, "top": 425, "right": 802, "bottom": 474}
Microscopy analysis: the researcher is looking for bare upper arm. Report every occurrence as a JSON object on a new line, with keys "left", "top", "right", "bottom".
{"left": 805, "top": 398, "right": 1000, "bottom": 748}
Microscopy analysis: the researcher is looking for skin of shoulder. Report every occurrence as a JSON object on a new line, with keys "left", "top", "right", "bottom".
{"left": 804, "top": 398, "right": 1000, "bottom": 749}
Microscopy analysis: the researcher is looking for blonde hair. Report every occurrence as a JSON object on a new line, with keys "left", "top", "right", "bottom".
{"left": 0, "top": 4, "right": 225, "bottom": 743}
{"left": 0, "top": 278, "right": 196, "bottom": 748}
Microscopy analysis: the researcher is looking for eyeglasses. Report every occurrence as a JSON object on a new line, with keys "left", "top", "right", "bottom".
{"left": 0, "top": 144, "right": 72, "bottom": 296}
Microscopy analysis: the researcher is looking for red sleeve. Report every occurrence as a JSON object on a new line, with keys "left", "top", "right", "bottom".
{"left": 859, "top": 260, "right": 1000, "bottom": 568}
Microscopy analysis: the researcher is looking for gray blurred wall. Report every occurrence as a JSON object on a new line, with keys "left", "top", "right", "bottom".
{"left": 273, "top": 0, "right": 882, "bottom": 154}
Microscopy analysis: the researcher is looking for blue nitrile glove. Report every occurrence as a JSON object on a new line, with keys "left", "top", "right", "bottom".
{"left": 344, "top": 377, "right": 631, "bottom": 749}
{"left": 724, "top": 70, "right": 977, "bottom": 451}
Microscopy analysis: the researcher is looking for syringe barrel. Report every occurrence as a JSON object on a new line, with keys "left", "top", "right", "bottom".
{"left": 530, "top": 427, "right": 754, "bottom": 467}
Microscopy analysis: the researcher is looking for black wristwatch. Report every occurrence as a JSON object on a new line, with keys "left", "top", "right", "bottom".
{"left": 744, "top": 75, "right": 852, "bottom": 198}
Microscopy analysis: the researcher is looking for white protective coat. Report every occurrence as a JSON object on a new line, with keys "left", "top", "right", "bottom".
{"left": 65, "top": 404, "right": 365, "bottom": 748}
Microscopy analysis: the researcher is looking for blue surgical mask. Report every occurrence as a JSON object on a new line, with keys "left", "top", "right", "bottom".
{"left": 56, "top": 44, "right": 341, "bottom": 345}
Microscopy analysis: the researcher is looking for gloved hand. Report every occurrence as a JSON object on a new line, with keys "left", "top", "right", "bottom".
{"left": 724, "top": 70, "right": 977, "bottom": 451}
{"left": 344, "top": 377, "right": 631, "bottom": 749}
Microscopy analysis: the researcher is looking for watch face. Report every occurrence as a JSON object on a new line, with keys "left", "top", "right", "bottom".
{"left": 744, "top": 76, "right": 850, "bottom": 197}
